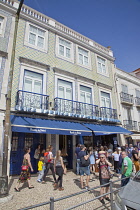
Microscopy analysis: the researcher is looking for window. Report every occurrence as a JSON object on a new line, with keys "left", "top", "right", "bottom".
{"left": 124, "top": 106, "right": 132, "bottom": 121}
{"left": 121, "top": 84, "right": 128, "bottom": 93}
{"left": 56, "top": 36, "right": 74, "bottom": 62}
{"left": 136, "top": 89, "right": 140, "bottom": 98}
{"left": 59, "top": 38, "right": 71, "bottom": 58}
{"left": 101, "top": 91, "right": 111, "bottom": 108}
{"left": 80, "top": 85, "right": 92, "bottom": 104}
{"left": 97, "top": 56, "right": 106, "bottom": 74}
{"left": 24, "top": 22, "right": 48, "bottom": 52}
{"left": 0, "top": 16, "right": 4, "bottom": 34}
{"left": 58, "top": 79, "right": 72, "bottom": 100}
{"left": 57, "top": 79, "right": 73, "bottom": 113}
{"left": 29, "top": 25, "right": 45, "bottom": 48}
{"left": 24, "top": 70, "right": 43, "bottom": 94}
{"left": 78, "top": 47, "right": 89, "bottom": 66}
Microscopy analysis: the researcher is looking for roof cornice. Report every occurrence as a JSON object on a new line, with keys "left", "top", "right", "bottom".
{"left": 116, "top": 68, "right": 140, "bottom": 86}
{"left": 0, "top": 0, "right": 115, "bottom": 62}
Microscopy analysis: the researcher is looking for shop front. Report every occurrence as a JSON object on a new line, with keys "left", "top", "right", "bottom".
{"left": 10, "top": 115, "right": 92, "bottom": 175}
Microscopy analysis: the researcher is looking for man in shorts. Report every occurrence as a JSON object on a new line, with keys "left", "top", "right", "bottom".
{"left": 121, "top": 151, "right": 132, "bottom": 187}
{"left": 78, "top": 145, "right": 90, "bottom": 189}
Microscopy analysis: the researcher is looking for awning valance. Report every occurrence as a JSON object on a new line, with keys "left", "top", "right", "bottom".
{"left": 84, "top": 123, "right": 132, "bottom": 136}
{"left": 11, "top": 115, "right": 92, "bottom": 136}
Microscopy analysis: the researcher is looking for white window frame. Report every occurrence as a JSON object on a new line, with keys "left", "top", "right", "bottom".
{"left": 0, "top": 57, "right": 2, "bottom": 68}
{"left": 76, "top": 45, "right": 91, "bottom": 69}
{"left": 24, "top": 22, "right": 48, "bottom": 52}
{"left": 99, "top": 88, "right": 112, "bottom": 108}
{"left": 58, "top": 79, "right": 73, "bottom": 100}
{"left": 55, "top": 35, "right": 74, "bottom": 63}
{"left": 121, "top": 84, "right": 128, "bottom": 93}
{"left": 136, "top": 89, "right": 140, "bottom": 98}
{"left": 0, "top": 15, "right": 7, "bottom": 36}
{"left": 77, "top": 80, "right": 94, "bottom": 104}
{"left": 19, "top": 64, "right": 47, "bottom": 95}
{"left": 24, "top": 71, "right": 43, "bottom": 94}
{"left": 54, "top": 73, "right": 75, "bottom": 100}
{"left": 96, "top": 55, "right": 109, "bottom": 77}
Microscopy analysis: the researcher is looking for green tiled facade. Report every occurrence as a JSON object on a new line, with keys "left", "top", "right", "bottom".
{"left": 11, "top": 18, "right": 116, "bottom": 110}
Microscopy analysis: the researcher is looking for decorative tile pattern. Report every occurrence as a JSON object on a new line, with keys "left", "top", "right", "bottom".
{"left": 11, "top": 18, "right": 116, "bottom": 111}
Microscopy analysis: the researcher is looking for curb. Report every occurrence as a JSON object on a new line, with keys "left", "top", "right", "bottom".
{"left": 0, "top": 194, "right": 13, "bottom": 203}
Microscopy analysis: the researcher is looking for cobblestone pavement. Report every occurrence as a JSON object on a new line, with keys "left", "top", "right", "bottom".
{"left": 0, "top": 171, "right": 120, "bottom": 210}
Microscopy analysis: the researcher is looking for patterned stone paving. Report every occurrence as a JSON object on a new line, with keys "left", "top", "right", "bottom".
{"left": 0, "top": 171, "right": 119, "bottom": 210}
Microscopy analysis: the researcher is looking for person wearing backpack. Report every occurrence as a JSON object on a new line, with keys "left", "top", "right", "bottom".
{"left": 78, "top": 145, "right": 90, "bottom": 189}
{"left": 42, "top": 145, "right": 56, "bottom": 183}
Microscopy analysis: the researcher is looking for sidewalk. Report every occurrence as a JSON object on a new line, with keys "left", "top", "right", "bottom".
{"left": 0, "top": 171, "right": 118, "bottom": 210}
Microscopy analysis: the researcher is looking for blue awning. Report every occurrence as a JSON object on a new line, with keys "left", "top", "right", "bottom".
{"left": 84, "top": 123, "right": 132, "bottom": 136}
{"left": 11, "top": 115, "right": 92, "bottom": 136}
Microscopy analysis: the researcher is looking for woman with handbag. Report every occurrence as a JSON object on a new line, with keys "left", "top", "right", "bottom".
{"left": 14, "top": 147, "right": 34, "bottom": 192}
{"left": 96, "top": 154, "right": 112, "bottom": 205}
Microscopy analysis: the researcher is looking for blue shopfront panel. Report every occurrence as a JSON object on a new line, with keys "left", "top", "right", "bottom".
{"left": 11, "top": 115, "right": 92, "bottom": 136}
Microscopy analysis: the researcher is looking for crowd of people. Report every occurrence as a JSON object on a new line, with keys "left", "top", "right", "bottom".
{"left": 14, "top": 142, "right": 140, "bottom": 204}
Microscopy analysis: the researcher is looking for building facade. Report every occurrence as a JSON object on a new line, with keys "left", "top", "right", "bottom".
{"left": 1, "top": 0, "right": 131, "bottom": 176}
{"left": 115, "top": 67, "right": 140, "bottom": 146}
{"left": 0, "top": 0, "right": 19, "bottom": 175}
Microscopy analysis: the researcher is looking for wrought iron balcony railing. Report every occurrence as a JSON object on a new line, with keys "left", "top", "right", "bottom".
{"left": 16, "top": 90, "right": 49, "bottom": 112}
{"left": 135, "top": 97, "right": 140, "bottom": 106}
{"left": 123, "top": 120, "right": 138, "bottom": 131}
{"left": 100, "top": 107, "right": 117, "bottom": 119}
{"left": 120, "top": 92, "right": 133, "bottom": 104}
{"left": 54, "top": 97, "right": 99, "bottom": 118}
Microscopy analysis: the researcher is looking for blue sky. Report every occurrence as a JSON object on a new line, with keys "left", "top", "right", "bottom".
{"left": 24, "top": 0, "right": 140, "bottom": 73}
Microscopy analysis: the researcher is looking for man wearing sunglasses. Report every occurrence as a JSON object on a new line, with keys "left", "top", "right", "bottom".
{"left": 96, "top": 154, "right": 112, "bottom": 205}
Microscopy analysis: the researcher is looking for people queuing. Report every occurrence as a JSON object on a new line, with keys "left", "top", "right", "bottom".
{"left": 78, "top": 145, "right": 90, "bottom": 189}
{"left": 15, "top": 142, "right": 139, "bottom": 195}
{"left": 132, "top": 145, "right": 139, "bottom": 172}
{"left": 75, "top": 144, "right": 81, "bottom": 175}
{"left": 61, "top": 148, "right": 68, "bottom": 175}
{"left": 89, "top": 147, "right": 95, "bottom": 177}
{"left": 112, "top": 147, "right": 120, "bottom": 175}
{"left": 42, "top": 145, "right": 56, "bottom": 184}
{"left": 121, "top": 151, "right": 132, "bottom": 187}
{"left": 54, "top": 150, "right": 65, "bottom": 191}
{"left": 96, "top": 154, "right": 112, "bottom": 204}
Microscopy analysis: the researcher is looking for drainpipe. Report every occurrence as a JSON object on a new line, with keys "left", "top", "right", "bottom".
{"left": 0, "top": 0, "right": 24, "bottom": 198}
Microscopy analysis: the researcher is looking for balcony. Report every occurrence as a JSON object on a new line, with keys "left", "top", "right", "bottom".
{"left": 120, "top": 92, "right": 133, "bottom": 105}
{"left": 54, "top": 97, "right": 99, "bottom": 120}
{"left": 123, "top": 120, "right": 138, "bottom": 131}
{"left": 100, "top": 107, "right": 118, "bottom": 121}
{"left": 135, "top": 97, "right": 140, "bottom": 107}
{"left": 16, "top": 90, "right": 49, "bottom": 113}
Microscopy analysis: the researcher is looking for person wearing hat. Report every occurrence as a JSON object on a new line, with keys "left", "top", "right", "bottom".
{"left": 132, "top": 145, "right": 140, "bottom": 172}
{"left": 96, "top": 154, "right": 112, "bottom": 205}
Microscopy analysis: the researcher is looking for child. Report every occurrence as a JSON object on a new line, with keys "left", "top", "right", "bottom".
{"left": 37, "top": 156, "right": 45, "bottom": 182}
{"left": 54, "top": 150, "right": 65, "bottom": 191}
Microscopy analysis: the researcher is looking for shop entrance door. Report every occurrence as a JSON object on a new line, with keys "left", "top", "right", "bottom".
{"left": 10, "top": 132, "right": 46, "bottom": 175}
{"left": 59, "top": 135, "right": 73, "bottom": 169}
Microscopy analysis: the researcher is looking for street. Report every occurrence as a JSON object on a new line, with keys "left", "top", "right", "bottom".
{"left": 0, "top": 171, "right": 119, "bottom": 210}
